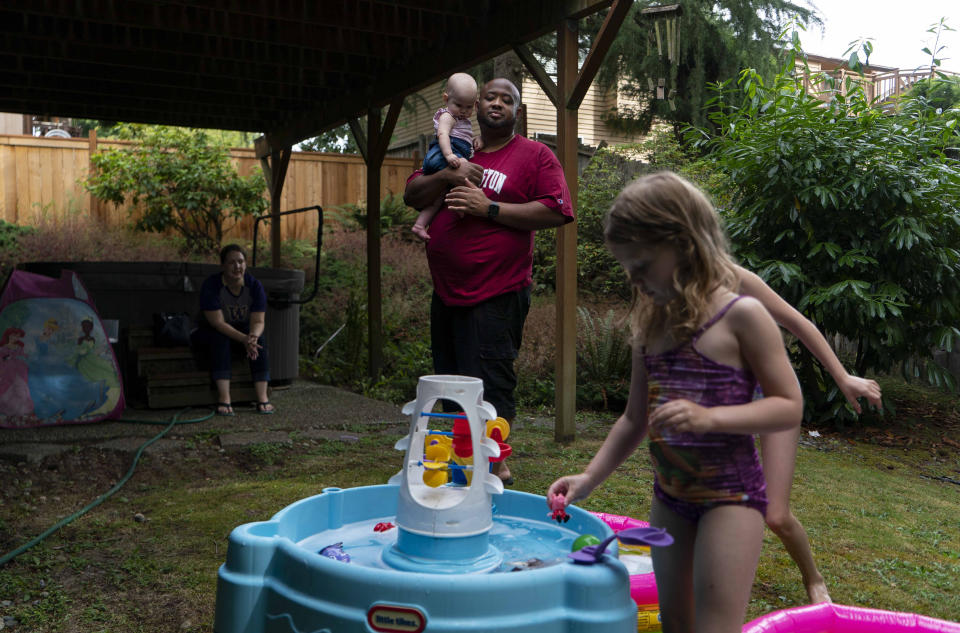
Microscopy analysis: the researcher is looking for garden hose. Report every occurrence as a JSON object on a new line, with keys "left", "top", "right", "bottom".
{"left": 0, "top": 407, "right": 215, "bottom": 567}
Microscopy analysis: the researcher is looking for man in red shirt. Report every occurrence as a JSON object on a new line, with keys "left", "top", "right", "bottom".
{"left": 404, "top": 78, "right": 574, "bottom": 484}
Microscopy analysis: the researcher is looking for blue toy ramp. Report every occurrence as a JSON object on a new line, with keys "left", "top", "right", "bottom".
{"left": 0, "top": 269, "right": 124, "bottom": 428}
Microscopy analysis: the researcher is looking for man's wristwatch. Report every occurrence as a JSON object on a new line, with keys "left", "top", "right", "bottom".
{"left": 487, "top": 202, "right": 500, "bottom": 220}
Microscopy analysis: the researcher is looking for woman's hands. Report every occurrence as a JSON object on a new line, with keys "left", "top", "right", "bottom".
{"left": 245, "top": 333, "right": 261, "bottom": 360}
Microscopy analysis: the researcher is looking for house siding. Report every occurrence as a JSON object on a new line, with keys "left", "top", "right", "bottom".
{"left": 387, "top": 76, "right": 646, "bottom": 157}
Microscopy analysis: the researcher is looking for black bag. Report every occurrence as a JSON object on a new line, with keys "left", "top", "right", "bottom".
{"left": 154, "top": 312, "right": 194, "bottom": 347}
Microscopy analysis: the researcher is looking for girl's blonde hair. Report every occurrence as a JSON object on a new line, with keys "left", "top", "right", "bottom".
{"left": 604, "top": 171, "right": 739, "bottom": 345}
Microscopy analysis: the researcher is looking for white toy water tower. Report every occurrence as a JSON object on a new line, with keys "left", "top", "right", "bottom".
{"left": 385, "top": 375, "right": 505, "bottom": 573}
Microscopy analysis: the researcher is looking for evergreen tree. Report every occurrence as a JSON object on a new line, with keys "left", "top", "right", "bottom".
{"left": 585, "top": 0, "right": 819, "bottom": 137}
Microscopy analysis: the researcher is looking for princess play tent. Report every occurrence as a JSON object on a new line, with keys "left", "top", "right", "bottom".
{"left": 0, "top": 269, "right": 124, "bottom": 428}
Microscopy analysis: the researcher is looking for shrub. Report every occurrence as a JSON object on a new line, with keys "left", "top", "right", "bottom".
{"left": 513, "top": 299, "right": 633, "bottom": 411}
{"left": 576, "top": 306, "right": 632, "bottom": 410}
{"left": 248, "top": 239, "right": 320, "bottom": 281}
{"left": 83, "top": 124, "right": 268, "bottom": 256}
{"left": 299, "top": 230, "right": 432, "bottom": 403}
{"left": 333, "top": 192, "right": 419, "bottom": 240}
{"left": 535, "top": 134, "right": 729, "bottom": 301}
{"left": 906, "top": 76, "right": 960, "bottom": 113}
{"left": 297, "top": 226, "right": 633, "bottom": 412}
{"left": 533, "top": 147, "right": 634, "bottom": 299}
{"left": 3, "top": 212, "right": 187, "bottom": 270}
{"left": 0, "top": 220, "right": 36, "bottom": 283}
{"left": 690, "top": 52, "right": 960, "bottom": 422}
{"left": 515, "top": 299, "right": 557, "bottom": 408}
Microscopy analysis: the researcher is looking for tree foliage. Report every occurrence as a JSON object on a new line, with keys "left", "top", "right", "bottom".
{"left": 533, "top": 129, "right": 728, "bottom": 298}
{"left": 84, "top": 124, "right": 268, "bottom": 255}
{"left": 689, "top": 46, "right": 960, "bottom": 420}
{"left": 907, "top": 77, "right": 960, "bottom": 113}
{"left": 588, "top": 0, "right": 818, "bottom": 136}
{"left": 904, "top": 19, "right": 960, "bottom": 114}
{"left": 298, "top": 123, "right": 360, "bottom": 154}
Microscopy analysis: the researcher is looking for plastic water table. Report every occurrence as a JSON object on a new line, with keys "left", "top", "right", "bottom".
{"left": 213, "top": 375, "right": 639, "bottom": 633}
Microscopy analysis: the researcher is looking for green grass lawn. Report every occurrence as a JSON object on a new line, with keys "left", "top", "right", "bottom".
{"left": 0, "top": 378, "right": 958, "bottom": 632}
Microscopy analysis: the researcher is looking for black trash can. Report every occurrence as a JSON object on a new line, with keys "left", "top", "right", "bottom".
{"left": 250, "top": 267, "right": 305, "bottom": 385}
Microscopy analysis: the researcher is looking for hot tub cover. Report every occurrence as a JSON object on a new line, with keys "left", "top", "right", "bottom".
{"left": 0, "top": 270, "right": 124, "bottom": 428}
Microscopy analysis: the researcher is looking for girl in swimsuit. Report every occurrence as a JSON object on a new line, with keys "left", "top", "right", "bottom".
{"left": 547, "top": 171, "right": 804, "bottom": 633}
{"left": 736, "top": 267, "right": 881, "bottom": 603}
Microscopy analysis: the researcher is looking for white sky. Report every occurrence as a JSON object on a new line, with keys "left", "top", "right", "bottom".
{"left": 801, "top": 0, "right": 959, "bottom": 71}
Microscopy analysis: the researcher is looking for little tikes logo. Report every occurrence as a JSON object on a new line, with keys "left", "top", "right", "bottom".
{"left": 366, "top": 604, "right": 426, "bottom": 633}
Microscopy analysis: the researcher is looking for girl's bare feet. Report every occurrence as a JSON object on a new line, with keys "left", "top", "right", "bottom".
{"left": 806, "top": 578, "right": 832, "bottom": 604}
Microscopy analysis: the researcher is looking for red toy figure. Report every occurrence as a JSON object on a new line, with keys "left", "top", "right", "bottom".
{"left": 373, "top": 522, "right": 395, "bottom": 533}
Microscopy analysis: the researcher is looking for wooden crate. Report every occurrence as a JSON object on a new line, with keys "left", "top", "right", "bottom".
{"left": 144, "top": 371, "right": 257, "bottom": 409}
{"left": 127, "top": 332, "right": 260, "bottom": 408}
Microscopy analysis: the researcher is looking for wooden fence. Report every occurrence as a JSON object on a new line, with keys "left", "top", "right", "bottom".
{"left": 0, "top": 134, "right": 418, "bottom": 242}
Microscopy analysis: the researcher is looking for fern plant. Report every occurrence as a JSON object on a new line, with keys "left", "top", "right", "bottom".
{"left": 577, "top": 307, "right": 633, "bottom": 410}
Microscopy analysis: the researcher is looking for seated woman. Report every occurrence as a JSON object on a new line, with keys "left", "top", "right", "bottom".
{"left": 192, "top": 244, "right": 274, "bottom": 415}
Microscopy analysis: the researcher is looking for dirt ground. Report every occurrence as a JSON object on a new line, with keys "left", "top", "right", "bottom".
{"left": 9, "top": 396, "right": 956, "bottom": 506}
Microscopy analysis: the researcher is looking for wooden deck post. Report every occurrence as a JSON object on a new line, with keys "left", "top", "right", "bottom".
{"left": 87, "top": 129, "right": 100, "bottom": 223}
{"left": 554, "top": 0, "right": 633, "bottom": 442}
{"left": 351, "top": 98, "right": 403, "bottom": 379}
{"left": 555, "top": 18, "right": 580, "bottom": 442}
{"left": 256, "top": 139, "right": 291, "bottom": 269}
{"left": 365, "top": 106, "right": 384, "bottom": 379}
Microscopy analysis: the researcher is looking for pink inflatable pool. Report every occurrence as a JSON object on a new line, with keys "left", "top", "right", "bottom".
{"left": 743, "top": 603, "right": 960, "bottom": 633}
{"left": 592, "top": 512, "right": 661, "bottom": 632}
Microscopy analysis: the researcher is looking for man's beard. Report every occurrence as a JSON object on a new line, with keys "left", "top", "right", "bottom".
{"left": 478, "top": 112, "right": 515, "bottom": 130}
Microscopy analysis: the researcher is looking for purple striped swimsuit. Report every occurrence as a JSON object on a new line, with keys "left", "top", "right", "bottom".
{"left": 645, "top": 296, "right": 767, "bottom": 521}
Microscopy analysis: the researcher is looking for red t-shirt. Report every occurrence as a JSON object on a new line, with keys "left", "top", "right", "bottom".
{"left": 408, "top": 135, "right": 574, "bottom": 306}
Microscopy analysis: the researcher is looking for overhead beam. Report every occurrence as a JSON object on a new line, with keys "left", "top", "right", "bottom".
{"left": 513, "top": 0, "right": 633, "bottom": 115}
{"left": 349, "top": 119, "right": 368, "bottom": 163}
{"left": 263, "top": 0, "right": 614, "bottom": 149}
{"left": 567, "top": 0, "right": 634, "bottom": 109}
{"left": 374, "top": 98, "right": 404, "bottom": 164}
{"left": 513, "top": 44, "right": 560, "bottom": 109}
{"left": 4, "top": 0, "right": 616, "bottom": 144}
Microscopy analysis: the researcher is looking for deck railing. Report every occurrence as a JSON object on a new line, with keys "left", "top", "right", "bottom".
{"left": 800, "top": 66, "right": 959, "bottom": 106}
{"left": 871, "top": 68, "right": 959, "bottom": 103}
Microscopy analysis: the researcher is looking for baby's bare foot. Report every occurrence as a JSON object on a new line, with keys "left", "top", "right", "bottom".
{"left": 412, "top": 224, "right": 430, "bottom": 241}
